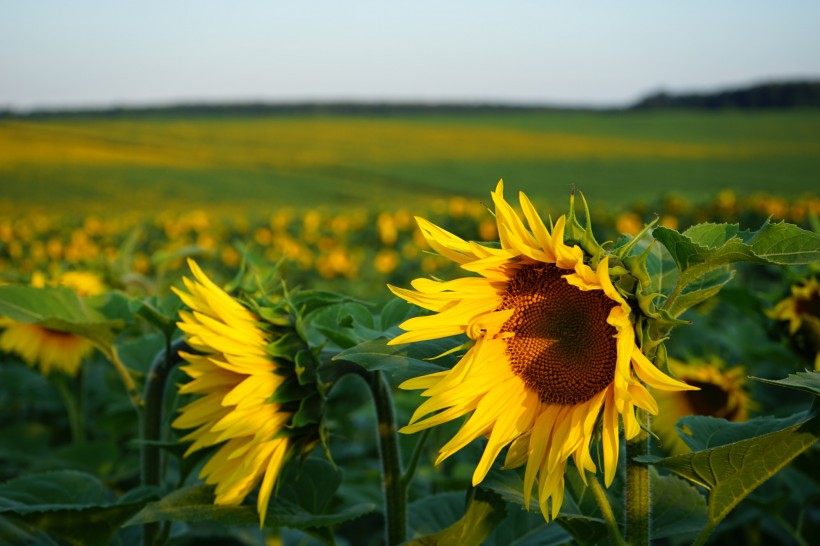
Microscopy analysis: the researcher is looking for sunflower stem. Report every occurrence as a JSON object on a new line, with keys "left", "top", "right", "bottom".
{"left": 367, "top": 370, "right": 406, "bottom": 546}
{"left": 101, "top": 344, "right": 144, "bottom": 410}
{"left": 588, "top": 473, "right": 626, "bottom": 546}
{"left": 400, "top": 427, "right": 430, "bottom": 493}
{"left": 625, "top": 410, "right": 651, "bottom": 546}
{"left": 54, "top": 373, "right": 84, "bottom": 445}
{"left": 141, "top": 338, "right": 187, "bottom": 546}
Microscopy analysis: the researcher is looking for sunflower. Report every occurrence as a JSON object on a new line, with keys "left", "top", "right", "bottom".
{"left": 768, "top": 277, "right": 820, "bottom": 369}
{"left": 653, "top": 358, "right": 751, "bottom": 454}
{"left": 388, "top": 181, "right": 696, "bottom": 520}
{"left": 171, "top": 259, "right": 302, "bottom": 525}
{"left": 0, "top": 271, "right": 104, "bottom": 376}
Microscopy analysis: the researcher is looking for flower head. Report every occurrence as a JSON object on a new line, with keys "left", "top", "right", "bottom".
{"left": 172, "top": 259, "right": 322, "bottom": 525}
{"left": 0, "top": 271, "right": 105, "bottom": 376}
{"left": 388, "top": 181, "right": 696, "bottom": 520}
{"left": 768, "top": 277, "right": 820, "bottom": 369}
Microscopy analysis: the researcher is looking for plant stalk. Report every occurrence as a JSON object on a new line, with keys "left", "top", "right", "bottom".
{"left": 367, "top": 370, "right": 406, "bottom": 546}
{"left": 54, "top": 374, "right": 84, "bottom": 445}
{"left": 588, "top": 473, "right": 627, "bottom": 546}
{"left": 141, "top": 338, "right": 187, "bottom": 546}
{"left": 625, "top": 410, "right": 651, "bottom": 546}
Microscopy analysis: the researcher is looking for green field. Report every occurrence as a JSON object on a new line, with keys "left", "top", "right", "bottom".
{"left": 1, "top": 109, "right": 819, "bottom": 213}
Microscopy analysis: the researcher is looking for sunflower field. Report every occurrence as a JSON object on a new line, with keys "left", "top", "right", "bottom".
{"left": 0, "top": 112, "right": 819, "bottom": 546}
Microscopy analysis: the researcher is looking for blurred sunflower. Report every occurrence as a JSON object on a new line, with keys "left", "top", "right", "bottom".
{"left": 768, "top": 277, "right": 820, "bottom": 369}
{"left": 653, "top": 358, "right": 751, "bottom": 454}
{"left": 389, "top": 181, "right": 696, "bottom": 520}
{"left": 0, "top": 271, "right": 104, "bottom": 376}
{"left": 172, "top": 259, "right": 319, "bottom": 525}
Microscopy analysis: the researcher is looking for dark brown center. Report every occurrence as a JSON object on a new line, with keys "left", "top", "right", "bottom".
{"left": 498, "top": 263, "right": 618, "bottom": 405}
{"left": 682, "top": 380, "right": 739, "bottom": 420}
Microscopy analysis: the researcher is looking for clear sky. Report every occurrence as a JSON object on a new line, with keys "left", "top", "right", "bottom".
{"left": 1, "top": 1, "right": 819, "bottom": 111}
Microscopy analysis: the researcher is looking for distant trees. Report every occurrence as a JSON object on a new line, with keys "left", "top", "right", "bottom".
{"left": 632, "top": 81, "right": 820, "bottom": 110}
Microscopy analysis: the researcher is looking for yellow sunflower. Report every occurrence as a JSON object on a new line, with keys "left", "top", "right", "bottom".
{"left": 653, "top": 358, "right": 751, "bottom": 454}
{"left": 0, "top": 271, "right": 104, "bottom": 376}
{"left": 388, "top": 181, "right": 696, "bottom": 521}
{"left": 768, "top": 277, "right": 820, "bottom": 369}
{"left": 171, "top": 259, "right": 293, "bottom": 525}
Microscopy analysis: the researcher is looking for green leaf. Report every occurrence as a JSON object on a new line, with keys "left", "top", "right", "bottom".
{"left": 482, "top": 470, "right": 608, "bottom": 546}
{"left": 0, "top": 515, "right": 59, "bottom": 546}
{"left": 278, "top": 458, "right": 340, "bottom": 516}
{"left": 114, "top": 332, "right": 166, "bottom": 375}
{"left": 750, "top": 370, "right": 820, "bottom": 397}
{"left": 656, "top": 221, "right": 820, "bottom": 277}
{"left": 0, "top": 470, "right": 155, "bottom": 546}
{"left": 379, "top": 297, "right": 419, "bottom": 330}
{"left": 334, "top": 337, "right": 450, "bottom": 381}
{"left": 126, "top": 485, "right": 257, "bottom": 526}
{"left": 676, "top": 413, "right": 809, "bottom": 452}
{"left": 127, "top": 485, "right": 373, "bottom": 530}
{"left": 0, "top": 470, "right": 111, "bottom": 510}
{"left": 0, "top": 286, "right": 130, "bottom": 357}
{"left": 129, "top": 293, "right": 182, "bottom": 336}
{"left": 407, "top": 492, "right": 467, "bottom": 538}
{"left": 649, "top": 468, "right": 707, "bottom": 539}
{"left": 553, "top": 515, "right": 608, "bottom": 546}
{"left": 484, "top": 509, "right": 571, "bottom": 546}
{"left": 665, "top": 267, "right": 735, "bottom": 318}
{"left": 654, "top": 221, "right": 820, "bottom": 318}
{"left": 407, "top": 488, "right": 506, "bottom": 546}
{"left": 650, "top": 412, "right": 819, "bottom": 536}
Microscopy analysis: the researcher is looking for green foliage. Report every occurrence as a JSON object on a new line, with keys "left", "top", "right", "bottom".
{"left": 654, "top": 221, "right": 820, "bottom": 318}
{"left": 0, "top": 470, "right": 156, "bottom": 546}
{"left": 406, "top": 488, "right": 506, "bottom": 546}
{"left": 649, "top": 468, "right": 707, "bottom": 539}
{"left": 0, "top": 286, "right": 133, "bottom": 356}
{"left": 750, "top": 370, "right": 820, "bottom": 396}
{"left": 645, "top": 372, "right": 820, "bottom": 544}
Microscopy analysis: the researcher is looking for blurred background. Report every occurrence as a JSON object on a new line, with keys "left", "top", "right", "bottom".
{"left": 1, "top": 0, "right": 819, "bottom": 297}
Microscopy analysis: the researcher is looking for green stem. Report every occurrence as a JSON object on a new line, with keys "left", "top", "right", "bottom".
{"left": 400, "top": 428, "right": 430, "bottom": 493}
{"left": 693, "top": 520, "right": 718, "bottom": 546}
{"left": 367, "top": 370, "right": 406, "bottom": 546}
{"left": 625, "top": 410, "right": 650, "bottom": 546}
{"left": 98, "top": 343, "right": 144, "bottom": 410}
{"left": 54, "top": 374, "right": 84, "bottom": 445}
{"left": 588, "top": 473, "right": 627, "bottom": 546}
{"left": 141, "top": 338, "right": 187, "bottom": 546}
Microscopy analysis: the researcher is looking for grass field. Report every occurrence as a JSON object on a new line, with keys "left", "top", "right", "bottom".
{"left": 1, "top": 109, "right": 818, "bottom": 214}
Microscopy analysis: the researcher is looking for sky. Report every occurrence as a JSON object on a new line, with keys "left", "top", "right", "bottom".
{"left": 1, "top": 1, "right": 819, "bottom": 111}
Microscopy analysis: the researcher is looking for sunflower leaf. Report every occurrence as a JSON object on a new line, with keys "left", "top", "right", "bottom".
{"left": 654, "top": 221, "right": 820, "bottom": 318}
{"left": 676, "top": 413, "right": 810, "bottom": 451}
{"left": 664, "top": 267, "right": 735, "bottom": 318}
{"left": 129, "top": 293, "right": 182, "bottom": 336}
{"left": 334, "top": 337, "right": 451, "bottom": 381}
{"left": 127, "top": 484, "right": 374, "bottom": 530}
{"left": 649, "top": 468, "right": 707, "bottom": 539}
{"left": 0, "top": 286, "right": 131, "bottom": 354}
{"left": 406, "top": 488, "right": 506, "bottom": 546}
{"left": 749, "top": 371, "right": 820, "bottom": 397}
{"left": 648, "top": 410, "right": 819, "bottom": 539}
{"left": 0, "top": 470, "right": 155, "bottom": 546}
{"left": 484, "top": 509, "right": 572, "bottom": 546}
{"left": 482, "top": 470, "right": 608, "bottom": 546}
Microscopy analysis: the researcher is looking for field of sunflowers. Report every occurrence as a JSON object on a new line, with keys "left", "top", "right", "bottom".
{"left": 0, "top": 111, "right": 818, "bottom": 546}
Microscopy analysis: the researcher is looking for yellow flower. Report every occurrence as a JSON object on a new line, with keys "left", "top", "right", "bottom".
{"left": 388, "top": 181, "right": 696, "bottom": 521}
{"left": 653, "top": 359, "right": 751, "bottom": 454}
{"left": 768, "top": 277, "right": 820, "bottom": 369}
{"left": 769, "top": 277, "right": 820, "bottom": 335}
{"left": 0, "top": 270, "right": 105, "bottom": 376}
{"left": 171, "top": 259, "right": 292, "bottom": 525}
